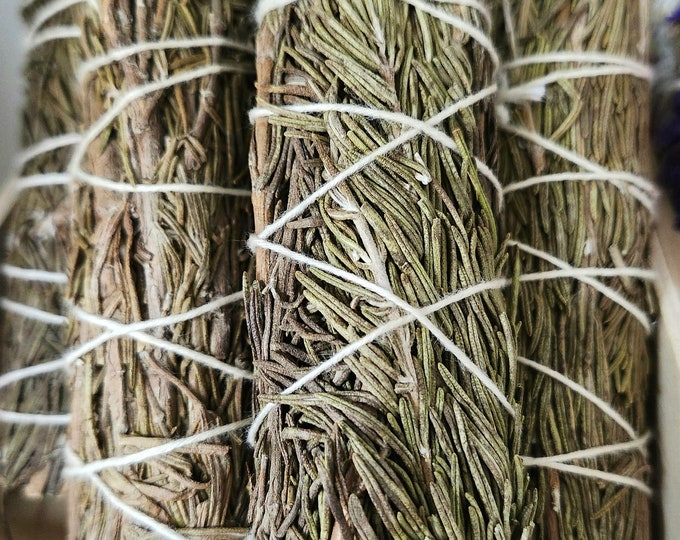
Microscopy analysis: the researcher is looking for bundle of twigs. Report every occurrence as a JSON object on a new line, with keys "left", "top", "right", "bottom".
{"left": 497, "top": 1, "right": 656, "bottom": 538}
{"left": 246, "top": 1, "right": 535, "bottom": 538}
{"left": 0, "top": 0, "right": 82, "bottom": 497}
{"left": 66, "top": 0, "right": 254, "bottom": 537}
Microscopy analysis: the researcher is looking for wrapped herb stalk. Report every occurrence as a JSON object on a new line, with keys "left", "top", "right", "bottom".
{"left": 497, "top": 1, "right": 656, "bottom": 538}
{"left": 66, "top": 1, "right": 254, "bottom": 537}
{"left": 247, "top": 1, "right": 535, "bottom": 538}
{"left": 0, "top": 0, "right": 82, "bottom": 495}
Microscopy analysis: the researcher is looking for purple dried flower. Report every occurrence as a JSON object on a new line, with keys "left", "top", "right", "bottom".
{"left": 655, "top": 91, "right": 680, "bottom": 226}
{"left": 668, "top": 6, "right": 680, "bottom": 24}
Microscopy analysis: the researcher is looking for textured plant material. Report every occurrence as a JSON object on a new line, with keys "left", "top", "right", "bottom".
{"left": 497, "top": 1, "right": 655, "bottom": 538}
{"left": 67, "top": 0, "right": 254, "bottom": 537}
{"left": 0, "top": 1, "right": 82, "bottom": 496}
{"left": 247, "top": 1, "right": 536, "bottom": 538}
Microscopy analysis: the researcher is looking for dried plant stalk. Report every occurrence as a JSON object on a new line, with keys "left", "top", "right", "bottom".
{"left": 247, "top": 1, "right": 536, "bottom": 538}
{"left": 497, "top": 1, "right": 656, "bottom": 538}
{"left": 67, "top": 1, "right": 254, "bottom": 537}
{"left": 0, "top": 1, "right": 82, "bottom": 496}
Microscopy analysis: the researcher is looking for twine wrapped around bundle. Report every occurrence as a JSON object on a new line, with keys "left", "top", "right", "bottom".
{"left": 0, "top": 0, "right": 83, "bottom": 496}
{"left": 497, "top": 1, "right": 657, "bottom": 537}
{"left": 65, "top": 1, "right": 254, "bottom": 537}
{"left": 246, "top": 1, "right": 536, "bottom": 538}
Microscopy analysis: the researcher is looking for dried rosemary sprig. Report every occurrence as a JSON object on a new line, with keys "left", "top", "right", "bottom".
{"left": 0, "top": 0, "right": 82, "bottom": 495}
{"left": 497, "top": 1, "right": 656, "bottom": 538}
{"left": 66, "top": 1, "right": 254, "bottom": 537}
{"left": 247, "top": 1, "right": 536, "bottom": 538}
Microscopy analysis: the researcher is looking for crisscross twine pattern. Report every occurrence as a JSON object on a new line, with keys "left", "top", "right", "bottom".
{"left": 244, "top": 1, "right": 541, "bottom": 538}
{"left": 244, "top": 2, "right": 656, "bottom": 538}
{"left": 496, "top": 0, "right": 656, "bottom": 535}
{"left": 1, "top": 5, "right": 255, "bottom": 422}
{"left": 1, "top": 0, "right": 256, "bottom": 538}
{"left": 62, "top": 1, "right": 257, "bottom": 537}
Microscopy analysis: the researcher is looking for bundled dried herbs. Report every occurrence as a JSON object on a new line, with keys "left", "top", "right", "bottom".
{"left": 246, "top": 1, "right": 535, "bottom": 538}
{"left": 66, "top": 0, "right": 254, "bottom": 537}
{"left": 0, "top": 0, "right": 83, "bottom": 496}
{"left": 497, "top": 1, "right": 656, "bottom": 538}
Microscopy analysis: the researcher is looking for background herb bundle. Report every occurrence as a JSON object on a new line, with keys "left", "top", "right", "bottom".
{"left": 0, "top": 0, "right": 82, "bottom": 497}
{"left": 66, "top": 1, "right": 254, "bottom": 537}
{"left": 497, "top": 1, "right": 656, "bottom": 538}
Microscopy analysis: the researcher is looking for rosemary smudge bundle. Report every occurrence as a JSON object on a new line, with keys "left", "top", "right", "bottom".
{"left": 247, "top": 1, "right": 536, "bottom": 538}
{"left": 497, "top": 1, "right": 656, "bottom": 538}
{"left": 0, "top": 0, "right": 83, "bottom": 496}
{"left": 66, "top": 1, "right": 254, "bottom": 537}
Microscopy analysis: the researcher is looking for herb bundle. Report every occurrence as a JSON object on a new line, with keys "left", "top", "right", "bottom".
{"left": 0, "top": 0, "right": 82, "bottom": 495}
{"left": 66, "top": 1, "right": 254, "bottom": 537}
{"left": 497, "top": 1, "right": 656, "bottom": 538}
{"left": 246, "top": 1, "right": 535, "bottom": 538}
